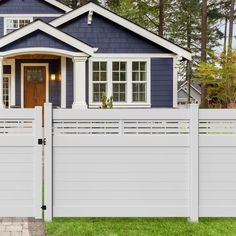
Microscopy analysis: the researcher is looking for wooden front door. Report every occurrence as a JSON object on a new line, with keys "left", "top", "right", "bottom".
{"left": 24, "top": 66, "right": 46, "bottom": 108}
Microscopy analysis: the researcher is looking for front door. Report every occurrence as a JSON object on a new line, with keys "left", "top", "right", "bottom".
{"left": 24, "top": 66, "right": 46, "bottom": 108}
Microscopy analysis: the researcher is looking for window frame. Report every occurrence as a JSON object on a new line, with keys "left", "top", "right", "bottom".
{"left": 89, "top": 58, "right": 151, "bottom": 108}
{"left": 4, "top": 17, "right": 33, "bottom": 35}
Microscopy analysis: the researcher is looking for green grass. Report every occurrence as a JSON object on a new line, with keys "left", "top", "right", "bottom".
{"left": 45, "top": 218, "right": 236, "bottom": 236}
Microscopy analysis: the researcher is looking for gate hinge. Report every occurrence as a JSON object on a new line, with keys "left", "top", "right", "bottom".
{"left": 38, "top": 138, "right": 46, "bottom": 145}
{"left": 41, "top": 205, "right": 47, "bottom": 210}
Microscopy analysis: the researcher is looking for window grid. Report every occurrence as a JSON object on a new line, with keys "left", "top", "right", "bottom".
{"left": 132, "top": 61, "right": 147, "bottom": 102}
{"left": 5, "top": 18, "right": 32, "bottom": 34}
{"left": 112, "top": 62, "right": 127, "bottom": 102}
{"left": 92, "top": 62, "right": 107, "bottom": 102}
{"left": 3, "top": 77, "right": 10, "bottom": 108}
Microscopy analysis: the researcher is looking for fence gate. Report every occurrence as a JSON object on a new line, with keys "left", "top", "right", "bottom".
{"left": 0, "top": 107, "right": 42, "bottom": 218}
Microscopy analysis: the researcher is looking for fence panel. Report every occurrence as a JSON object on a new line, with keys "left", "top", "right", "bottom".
{"left": 0, "top": 107, "right": 42, "bottom": 218}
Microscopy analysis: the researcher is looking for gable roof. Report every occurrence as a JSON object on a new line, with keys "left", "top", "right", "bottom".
{"left": 0, "top": 20, "right": 96, "bottom": 55}
{"left": 44, "top": 0, "right": 72, "bottom": 12}
{"left": 50, "top": 2, "right": 192, "bottom": 60}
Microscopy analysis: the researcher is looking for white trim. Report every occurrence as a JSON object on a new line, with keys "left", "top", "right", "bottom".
{"left": 178, "top": 81, "right": 202, "bottom": 95}
{"left": 0, "top": 21, "right": 96, "bottom": 56}
{"left": 50, "top": 2, "right": 192, "bottom": 60}
{"left": 4, "top": 59, "right": 15, "bottom": 107}
{"left": 92, "top": 53, "right": 176, "bottom": 58}
{"left": 4, "top": 17, "right": 33, "bottom": 35}
{"left": 2, "top": 74, "right": 11, "bottom": 108}
{"left": 0, "top": 48, "right": 88, "bottom": 58}
{"left": 89, "top": 57, "right": 151, "bottom": 108}
{"left": 173, "top": 56, "right": 178, "bottom": 108}
{"left": 21, "top": 63, "right": 49, "bottom": 108}
{"left": 44, "top": 0, "right": 72, "bottom": 12}
{"left": 61, "top": 57, "right": 67, "bottom": 108}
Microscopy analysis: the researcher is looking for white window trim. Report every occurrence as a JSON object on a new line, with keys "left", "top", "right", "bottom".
{"left": 3, "top": 74, "right": 11, "bottom": 108}
{"left": 21, "top": 63, "right": 49, "bottom": 108}
{"left": 4, "top": 16, "right": 33, "bottom": 35}
{"left": 89, "top": 58, "right": 151, "bottom": 108}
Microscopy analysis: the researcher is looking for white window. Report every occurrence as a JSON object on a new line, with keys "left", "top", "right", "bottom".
{"left": 132, "top": 61, "right": 147, "bottom": 102}
{"left": 4, "top": 17, "right": 32, "bottom": 35}
{"left": 90, "top": 59, "right": 150, "bottom": 107}
{"left": 92, "top": 61, "right": 107, "bottom": 102}
{"left": 3, "top": 75, "right": 10, "bottom": 108}
{"left": 112, "top": 62, "right": 127, "bottom": 102}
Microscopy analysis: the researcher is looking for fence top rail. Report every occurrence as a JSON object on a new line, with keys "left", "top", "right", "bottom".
{"left": 199, "top": 109, "right": 236, "bottom": 120}
{"left": 0, "top": 108, "right": 36, "bottom": 119}
{"left": 52, "top": 108, "right": 190, "bottom": 120}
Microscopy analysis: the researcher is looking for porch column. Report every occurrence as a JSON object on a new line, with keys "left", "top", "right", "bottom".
{"left": 72, "top": 56, "right": 88, "bottom": 109}
{"left": 0, "top": 57, "right": 4, "bottom": 109}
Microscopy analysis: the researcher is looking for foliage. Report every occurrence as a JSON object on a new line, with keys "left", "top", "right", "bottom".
{"left": 45, "top": 217, "right": 236, "bottom": 236}
{"left": 100, "top": 93, "right": 113, "bottom": 109}
{"left": 195, "top": 51, "right": 236, "bottom": 107}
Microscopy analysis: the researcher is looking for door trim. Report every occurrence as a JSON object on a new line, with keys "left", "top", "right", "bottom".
{"left": 21, "top": 63, "right": 49, "bottom": 108}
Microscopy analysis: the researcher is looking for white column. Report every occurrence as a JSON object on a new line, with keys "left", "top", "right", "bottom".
{"left": 72, "top": 56, "right": 88, "bottom": 109}
{"left": 61, "top": 57, "right": 67, "bottom": 108}
{"left": 189, "top": 104, "right": 199, "bottom": 222}
{"left": 0, "top": 57, "right": 5, "bottom": 109}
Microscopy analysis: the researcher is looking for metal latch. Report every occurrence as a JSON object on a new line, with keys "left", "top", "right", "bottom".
{"left": 38, "top": 138, "right": 46, "bottom": 145}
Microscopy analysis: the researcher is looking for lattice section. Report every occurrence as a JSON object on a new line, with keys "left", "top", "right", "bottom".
{"left": 123, "top": 120, "right": 189, "bottom": 135}
{"left": 53, "top": 120, "right": 190, "bottom": 135}
{"left": 0, "top": 120, "right": 33, "bottom": 134}
{"left": 53, "top": 120, "right": 120, "bottom": 135}
{"left": 199, "top": 120, "right": 236, "bottom": 135}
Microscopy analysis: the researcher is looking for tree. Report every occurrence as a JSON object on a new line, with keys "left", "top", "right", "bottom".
{"left": 228, "top": 0, "right": 235, "bottom": 54}
{"left": 158, "top": 0, "right": 164, "bottom": 37}
{"left": 195, "top": 52, "right": 236, "bottom": 108}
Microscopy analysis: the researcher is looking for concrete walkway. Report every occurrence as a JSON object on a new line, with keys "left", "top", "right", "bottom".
{"left": 0, "top": 218, "right": 45, "bottom": 236}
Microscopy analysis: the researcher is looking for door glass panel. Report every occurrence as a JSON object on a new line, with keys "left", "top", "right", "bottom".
{"left": 27, "top": 69, "right": 43, "bottom": 82}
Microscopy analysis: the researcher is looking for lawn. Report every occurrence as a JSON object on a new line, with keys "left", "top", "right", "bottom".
{"left": 44, "top": 218, "right": 236, "bottom": 236}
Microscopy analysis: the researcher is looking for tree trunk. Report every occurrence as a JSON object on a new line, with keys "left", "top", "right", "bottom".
{"left": 224, "top": 17, "right": 228, "bottom": 53}
{"left": 200, "top": 0, "right": 208, "bottom": 108}
{"left": 71, "top": 0, "right": 78, "bottom": 9}
{"left": 159, "top": 0, "right": 164, "bottom": 37}
{"left": 228, "top": 0, "right": 235, "bottom": 55}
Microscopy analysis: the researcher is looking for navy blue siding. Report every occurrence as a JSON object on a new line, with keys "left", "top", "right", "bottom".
{"left": 0, "top": 17, "right": 3, "bottom": 38}
{"left": 151, "top": 58, "right": 173, "bottom": 107}
{"left": 0, "top": 30, "right": 80, "bottom": 52}
{"left": 66, "top": 58, "right": 73, "bottom": 108}
{"left": 15, "top": 59, "right": 61, "bottom": 107}
{"left": 59, "top": 13, "right": 172, "bottom": 53}
{"left": 3, "top": 65, "right": 11, "bottom": 74}
{"left": 33, "top": 17, "right": 57, "bottom": 23}
{"left": 0, "top": 0, "right": 65, "bottom": 14}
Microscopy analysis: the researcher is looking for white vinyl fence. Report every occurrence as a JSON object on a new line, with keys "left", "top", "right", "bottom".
{"left": 0, "top": 107, "right": 42, "bottom": 218}
{"left": 43, "top": 104, "right": 236, "bottom": 221}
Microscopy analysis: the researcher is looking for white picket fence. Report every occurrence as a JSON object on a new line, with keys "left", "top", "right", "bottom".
{"left": 0, "top": 107, "right": 42, "bottom": 218}
{"left": 43, "top": 104, "right": 236, "bottom": 222}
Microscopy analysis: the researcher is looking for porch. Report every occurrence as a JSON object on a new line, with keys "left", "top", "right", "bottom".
{"left": 0, "top": 52, "right": 88, "bottom": 109}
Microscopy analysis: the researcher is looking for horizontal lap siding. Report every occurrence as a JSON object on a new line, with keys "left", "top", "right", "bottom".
{"left": 151, "top": 58, "right": 173, "bottom": 107}
{"left": 53, "top": 146, "right": 189, "bottom": 217}
{"left": 0, "top": 0, "right": 64, "bottom": 14}
{"left": 59, "top": 13, "right": 172, "bottom": 53}
{"left": 0, "top": 17, "right": 3, "bottom": 38}
{"left": 199, "top": 147, "right": 236, "bottom": 216}
{"left": 0, "top": 147, "right": 35, "bottom": 216}
{"left": 33, "top": 17, "right": 57, "bottom": 23}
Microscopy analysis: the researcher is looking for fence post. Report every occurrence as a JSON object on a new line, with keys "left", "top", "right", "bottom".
{"left": 34, "top": 106, "right": 43, "bottom": 219}
{"left": 189, "top": 104, "right": 199, "bottom": 222}
{"left": 44, "top": 103, "right": 53, "bottom": 221}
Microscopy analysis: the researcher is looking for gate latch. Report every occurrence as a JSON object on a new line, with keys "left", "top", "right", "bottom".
{"left": 41, "top": 205, "right": 47, "bottom": 211}
{"left": 38, "top": 138, "right": 46, "bottom": 145}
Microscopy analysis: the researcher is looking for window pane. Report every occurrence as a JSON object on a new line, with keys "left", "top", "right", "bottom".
{"left": 112, "top": 62, "right": 119, "bottom": 71}
{"left": 120, "top": 62, "right": 126, "bottom": 71}
{"left": 113, "top": 72, "right": 119, "bottom": 81}
{"left": 120, "top": 93, "right": 126, "bottom": 102}
{"left": 93, "top": 83, "right": 99, "bottom": 93}
{"left": 132, "top": 62, "right": 139, "bottom": 71}
{"left": 120, "top": 84, "right": 126, "bottom": 93}
{"left": 132, "top": 83, "right": 146, "bottom": 102}
{"left": 100, "top": 72, "right": 107, "bottom": 81}
{"left": 140, "top": 62, "right": 147, "bottom": 71}
{"left": 132, "top": 72, "right": 139, "bottom": 81}
{"left": 101, "top": 62, "right": 107, "bottom": 71}
{"left": 140, "top": 72, "right": 146, "bottom": 81}
{"left": 113, "top": 84, "right": 126, "bottom": 102}
{"left": 93, "top": 83, "right": 106, "bottom": 102}
{"left": 120, "top": 72, "right": 126, "bottom": 81}
{"left": 113, "top": 84, "right": 119, "bottom": 93}
{"left": 93, "top": 72, "right": 99, "bottom": 81}
{"left": 93, "top": 62, "right": 99, "bottom": 71}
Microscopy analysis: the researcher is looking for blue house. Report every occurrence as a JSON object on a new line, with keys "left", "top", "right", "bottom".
{"left": 0, "top": 0, "right": 191, "bottom": 109}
